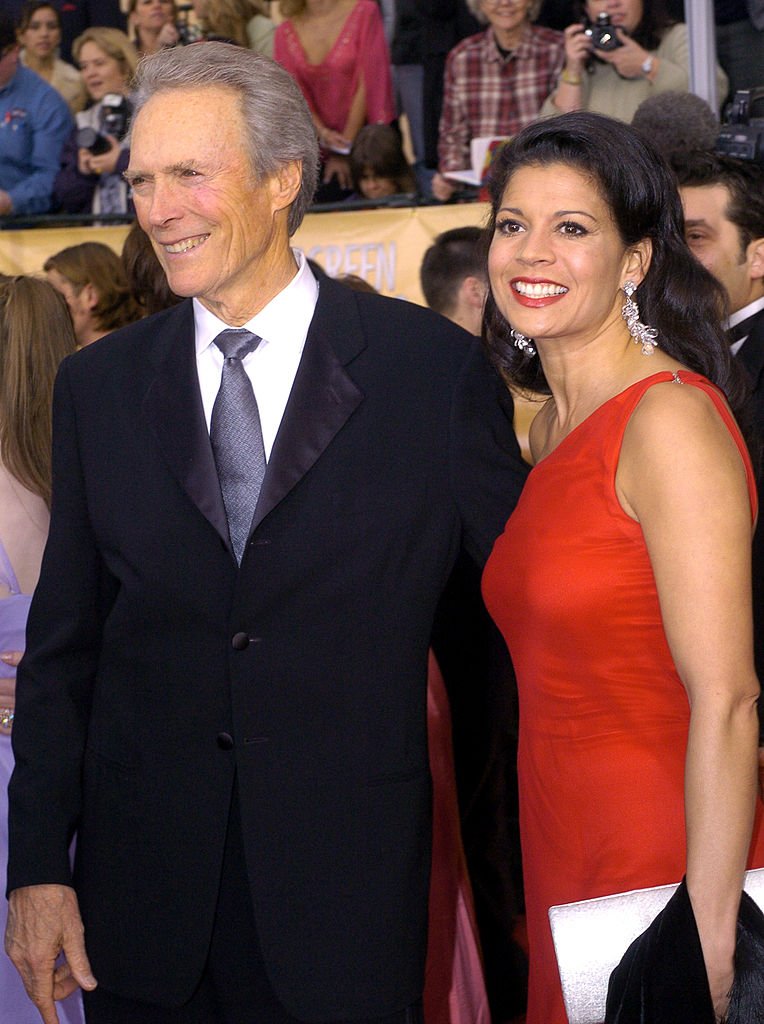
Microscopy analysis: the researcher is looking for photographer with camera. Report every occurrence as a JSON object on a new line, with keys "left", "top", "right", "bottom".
{"left": 53, "top": 27, "right": 137, "bottom": 216}
{"left": 541, "top": 0, "right": 728, "bottom": 123}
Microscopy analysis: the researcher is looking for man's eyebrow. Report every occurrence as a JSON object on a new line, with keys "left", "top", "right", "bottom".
{"left": 125, "top": 161, "right": 204, "bottom": 180}
{"left": 684, "top": 218, "right": 712, "bottom": 230}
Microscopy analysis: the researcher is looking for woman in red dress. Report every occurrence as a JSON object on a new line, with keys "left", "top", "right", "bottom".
{"left": 480, "top": 112, "right": 764, "bottom": 1024}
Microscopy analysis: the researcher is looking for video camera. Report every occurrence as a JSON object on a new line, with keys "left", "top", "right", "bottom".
{"left": 76, "top": 93, "right": 132, "bottom": 155}
{"left": 715, "top": 88, "right": 764, "bottom": 164}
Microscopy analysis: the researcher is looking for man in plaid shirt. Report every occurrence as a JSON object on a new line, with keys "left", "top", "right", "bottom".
{"left": 432, "top": 0, "right": 564, "bottom": 202}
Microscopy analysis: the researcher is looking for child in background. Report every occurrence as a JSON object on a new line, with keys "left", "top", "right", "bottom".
{"left": 349, "top": 124, "right": 416, "bottom": 201}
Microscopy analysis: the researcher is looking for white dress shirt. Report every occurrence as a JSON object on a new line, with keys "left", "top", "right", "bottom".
{"left": 193, "top": 249, "right": 319, "bottom": 459}
{"left": 728, "top": 295, "right": 764, "bottom": 355}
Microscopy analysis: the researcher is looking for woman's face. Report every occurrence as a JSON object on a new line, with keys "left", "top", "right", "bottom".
{"left": 488, "top": 162, "right": 638, "bottom": 350}
{"left": 480, "top": 0, "right": 534, "bottom": 37}
{"left": 77, "top": 41, "right": 129, "bottom": 101}
{"left": 132, "top": 0, "right": 175, "bottom": 32}
{"left": 358, "top": 168, "right": 398, "bottom": 200}
{"left": 584, "top": 0, "right": 644, "bottom": 34}
{"left": 19, "top": 6, "right": 61, "bottom": 60}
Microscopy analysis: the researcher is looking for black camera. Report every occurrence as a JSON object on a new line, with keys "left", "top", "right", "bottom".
{"left": 715, "top": 88, "right": 764, "bottom": 164}
{"left": 583, "top": 12, "right": 623, "bottom": 52}
{"left": 76, "top": 93, "right": 132, "bottom": 155}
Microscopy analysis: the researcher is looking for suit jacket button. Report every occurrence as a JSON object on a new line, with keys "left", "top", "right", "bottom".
{"left": 217, "top": 732, "right": 234, "bottom": 750}
{"left": 231, "top": 632, "right": 250, "bottom": 650}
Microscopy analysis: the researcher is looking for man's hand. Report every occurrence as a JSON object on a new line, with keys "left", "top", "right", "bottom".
{"left": 0, "top": 190, "right": 13, "bottom": 216}
{"left": 5, "top": 885, "right": 97, "bottom": 1024}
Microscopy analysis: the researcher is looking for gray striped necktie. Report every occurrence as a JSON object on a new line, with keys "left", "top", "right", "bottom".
{"left": 210, "top": 328, "right": 265, "bottom": 564}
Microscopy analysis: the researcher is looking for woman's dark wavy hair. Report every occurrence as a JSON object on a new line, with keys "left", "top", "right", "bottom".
{"left": 482, "top": 112, "right": 751, "bottom": 431}
{"left": 574, "top": 0, "right": 674, "bottom": 51}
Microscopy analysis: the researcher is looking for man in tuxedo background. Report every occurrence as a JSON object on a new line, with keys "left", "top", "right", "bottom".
{"left": 5, "top": 43, "right": 527, "bottom": 1024}
{"left": 677, "top": 150, "right": 764, "bottom": 737}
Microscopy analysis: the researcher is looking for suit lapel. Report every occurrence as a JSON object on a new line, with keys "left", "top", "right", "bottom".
{"left": 251, "top": 278, "right": 365, "bottom": 531}
{"left": 738, "top": 311, "right": 764, "bottom": 388}
{"left": 142, "top": 301, "right": 231, "bottom": 551}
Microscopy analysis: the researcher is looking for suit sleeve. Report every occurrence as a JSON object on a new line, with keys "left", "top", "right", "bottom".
{"left": 450, "top": 341, "right": 529, "bottom": 568}
{"left": 7, "top": 359, "right": 116, "bottom": 892}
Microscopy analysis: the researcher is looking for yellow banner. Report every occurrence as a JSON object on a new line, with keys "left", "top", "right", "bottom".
{"left": 0, "top": 203, "right": 491, "bottom": 306}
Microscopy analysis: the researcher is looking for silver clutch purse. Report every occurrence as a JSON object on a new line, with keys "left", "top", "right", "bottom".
{"left": 548, "top": 867, "right": 764, "bottom": 1024}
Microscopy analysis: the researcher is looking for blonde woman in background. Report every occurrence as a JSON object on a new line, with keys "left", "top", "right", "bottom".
{"left": 192, "top": 0, "right": 274, "bottom": 53}
{"left": 53, "top": 28, "right": 138, "bottom": 215}
{"left": 0, "top": 276, "right": 80, "bottom": 1024}
{"left": 16, "top": 0, "right": 86, "bottom": 113}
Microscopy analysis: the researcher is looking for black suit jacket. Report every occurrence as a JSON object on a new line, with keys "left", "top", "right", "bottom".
{"left": 8, "top": 277, "right": 527, "bottom": 1020}
{"left": 737, "top": 310, "right": 764, "bottom": 717}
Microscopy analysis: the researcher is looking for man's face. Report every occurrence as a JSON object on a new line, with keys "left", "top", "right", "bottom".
{"left": 680, "top": 183, "right": 759, "bottom": 315}
{"left": 127, "top": 85, "right": 297, "bottom": 322}
{"left": 0, "top": 44, "right": 19, "bottom": 89}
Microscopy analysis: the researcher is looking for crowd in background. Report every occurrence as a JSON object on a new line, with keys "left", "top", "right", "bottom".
{"left": 1, "top": 4, "right": 764, "bottom": 1024}
{"left": 1, "top": 1, "right": 763, "bottom": 219}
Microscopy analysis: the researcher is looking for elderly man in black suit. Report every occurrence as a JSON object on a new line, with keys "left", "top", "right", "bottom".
{"left": 5, "top": 42, "right": 527, "bottom": 1024}
{"left": 677, "top": 150, "right": 764, "bottom": 750}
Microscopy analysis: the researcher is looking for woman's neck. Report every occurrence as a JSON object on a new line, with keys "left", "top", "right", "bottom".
{"left": 23, "top": 49, "right": 54, "bottom": 78}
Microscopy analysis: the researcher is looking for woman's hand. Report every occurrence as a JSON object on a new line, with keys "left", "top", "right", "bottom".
{"left": 562, "top": 22, "right": 592, "bottom": 76}
{"left": 0, "top": 652, "right": 19, "bottom": 735}
{"left": 319, "top": 128, "right": 351, "bottom": 154}
{"left": 759, "top": 745, "right": 764, "bottom": 802}
{"left": 322, "top": 154, "right": 352, "bottom": 190}
{"left": 431, "top": 173, "right": 455, "bottom": 203}
{"left": 87, "top": 136, "right": 122, "bottom": 177}
{"left": 0, "top": 650, "right": 22, "bottom": 673}
{"left": 597, "top": 29, "right": 653, "bottom": 79}
{"left": 77, "top": 147, "right": 95, "bottom": 176}
{"left": 158, "top": 21, "right": 180, "bottom": 47}
{"left": 707, "top": 957, "right": 733, "bottom": 1023}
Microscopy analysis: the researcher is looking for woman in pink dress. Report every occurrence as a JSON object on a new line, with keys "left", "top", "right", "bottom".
{"left": 274, "top": 0, "right": 394, "bottom": 199}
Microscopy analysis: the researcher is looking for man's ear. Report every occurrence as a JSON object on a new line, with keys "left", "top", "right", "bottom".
{"left": 81, "top": 282, "right": 99, "bottom": 311}
{"left": 747, "top": 236, "right": 764, "bottom": 283}
{"left": 623, "top": 238, "right": 653, "bottom": 287}
{"left": 271, "top": 160, "right": 302, "bottom": 212}
{"left": 461, "top": 275, "right": 488, "bottom": 311}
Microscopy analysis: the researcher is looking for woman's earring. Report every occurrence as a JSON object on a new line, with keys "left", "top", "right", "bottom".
{"left": 510, "top": 328, "right": 536, "bottom": 357}
{"left": 622, "top": 280, "right": 658, "bottom": 356}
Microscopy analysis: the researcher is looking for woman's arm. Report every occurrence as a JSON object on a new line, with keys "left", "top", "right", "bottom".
{"left": 618, "top": 381, "right": 760, "bottom": 1021}
{"left": 542, "top": 21, "right": 591, "bottom": 115}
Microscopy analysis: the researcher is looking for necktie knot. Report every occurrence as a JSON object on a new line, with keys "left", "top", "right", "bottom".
{"left": 213, "top": 328, "right": 261, "bottom": 362}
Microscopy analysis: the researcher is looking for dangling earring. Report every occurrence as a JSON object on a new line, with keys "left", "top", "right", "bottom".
{"left": 510, "top": 327, "right": 536, "bottom": 357}
{"left": 622, "top": 280, "right": 658, "bottom": 356}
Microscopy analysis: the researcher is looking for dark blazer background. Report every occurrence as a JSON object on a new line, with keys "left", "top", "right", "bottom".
{"left": 8, "top": 278, "right": 527, "bottom": 1021}
{"left": 737, "top": 310, "right": 764, "bottom": 726}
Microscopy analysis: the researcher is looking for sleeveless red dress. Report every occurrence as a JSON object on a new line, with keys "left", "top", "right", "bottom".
{"left": 482, "top": 371, "right": 764, "bottom": 1024}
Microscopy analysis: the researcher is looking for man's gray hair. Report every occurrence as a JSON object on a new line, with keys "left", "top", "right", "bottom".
{"left": 131, "top": 42, "right": 319, "bottom": 235}
{"left": 465, "top": 0, "right": 542, "bottom": 25}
